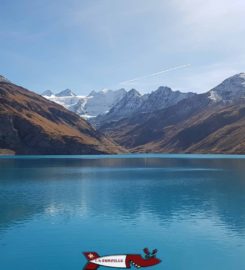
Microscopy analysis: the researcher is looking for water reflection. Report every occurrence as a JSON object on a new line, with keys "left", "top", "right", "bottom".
{"left": 0, "top": 156, "right": 245, "bottom": 235}
{"left": 1, "top": 155, "right": 245, "bottom": 270}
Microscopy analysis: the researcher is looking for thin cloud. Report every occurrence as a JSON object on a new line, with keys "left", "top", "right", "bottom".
{"left": 119, "top": 64, "right": 191, "bottom": 85}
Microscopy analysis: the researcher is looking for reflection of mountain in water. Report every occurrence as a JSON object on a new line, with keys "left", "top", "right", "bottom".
{"left": 0, "top": 156, "right": 245, "bottom": 235}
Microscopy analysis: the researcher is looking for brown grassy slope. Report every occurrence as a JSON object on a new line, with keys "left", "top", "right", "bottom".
{"left": 133, "top": 104, "right": 245, "bottom": 154}
{"left": 0, "top": 82, "right": 125, "bottom": 154}
{"left": 99, "top": 93, "right": 245, "bottom": 154}
{"left": 99, "top": 94, "right": 213, "bottom": 148}
{"left": 0, "top": 148, "right": 15, "bottom": 155}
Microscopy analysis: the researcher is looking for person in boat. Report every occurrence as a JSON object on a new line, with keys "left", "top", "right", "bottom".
{"left": 143, "top": 248, "right": 158, "bottom": 259}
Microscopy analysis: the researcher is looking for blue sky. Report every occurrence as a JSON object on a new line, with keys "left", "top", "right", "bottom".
{"left": 0, "top": 0, "right": 245, "bottom": 95}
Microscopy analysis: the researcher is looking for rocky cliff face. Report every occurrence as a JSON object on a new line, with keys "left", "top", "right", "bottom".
{"left": 0, "top": 80, "right": 125, "bottom": 155}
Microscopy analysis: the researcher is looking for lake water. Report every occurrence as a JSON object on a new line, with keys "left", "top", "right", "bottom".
{"left": 0, "top": 154, "right": 245, "bottom": 270}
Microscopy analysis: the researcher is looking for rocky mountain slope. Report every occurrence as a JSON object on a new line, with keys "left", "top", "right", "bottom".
{"left": 93, "top": 87, "right": 195, "bottom": 127}
{"left": 0, "top": 79, "right": 124, "bottom": 155}
{"left": 208, "top": 73, "right": 245, "bottom": 103}
{"left": 99, "top": 73, "right": 245, "bottom": 154}
{"left": 93, "top": 89, "right": 145, "bottom": 126}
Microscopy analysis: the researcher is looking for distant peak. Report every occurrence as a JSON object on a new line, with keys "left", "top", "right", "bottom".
{"left": 236, "top": 72, "right": 245, "bottom": 80}
{"left": 101, "top": 88, "right": 110, "bottom": 93}
{"left": 88, "top": 89, "right": 110, "bottom": 96}
{"left": 42, "top": 90, "right": 54, "bottom": 96}
{"left": 155, "top": 86, "right": 172, "bottom": 93}
{"left": 88, "top": 90, "right": 96, "bottom": 96}
{"left": 0, "top": 75, "right": 10, "bottom": 83}
{"left": 234, "top": 72, "right": 245, "bottom": 78}
{"left": 56, "top": 89, "right": 77, "bottom": 97}
{"left": 214, "top": 73, "right": 245, "bottom": 90}
{"left": 127, "top": 88, "right": 141, "bottom": 96}
{"left": 222, "top": 72, "right": 245, "bottom": 82}
{"left": 208, "top": 72, "right": 245, "bottom": 102}
{"left": 88, "top": 88, "right": 127, "bottom": 96}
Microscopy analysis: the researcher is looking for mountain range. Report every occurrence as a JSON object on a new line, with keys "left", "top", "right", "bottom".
{"left": 92, "top": 87, "right": 196, "bottom": 127}
{"left": 42, "top": 88, "right": 127, "bottom": 119}
{"left": 42, "top": 86, "right": 195, "bottom": 126}
{"left": 1, "top": 72, "right": 244, "bottom": 154}
{"left": 98, "top": 73, "right": 245, "bottom": 154}
{"left": 0, "top": 80, "right": 124, "bottom": 155}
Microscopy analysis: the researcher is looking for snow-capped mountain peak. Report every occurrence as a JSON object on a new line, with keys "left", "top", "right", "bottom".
{"left": 154, "top": 86, "right": 172, "bottom": 94}
{"left": 139, "top": 86, "right": 195, "bottom": 113}
{"left": 56, "top": 89, "right": 77, "bottom": 97}
{"left": 41, "top": 73, "right": 245, "bottom": 128}
{"left": 238, "top": 72, "right": 245, "bottom": 80}
{"left": 85, "top": 88, "right": 127, "bottom": 116}
{"left": 42, "top": 87, "right": 127, "bottom": 119}
{"left": 88, "top": 90, "right": 97, "bottom": 96}
{"left": 208, "top": 73, "right": 245, "bottom": 103}
{"left": 92, "top": 85, "right": 196, "bottom": 127}
{"left": 99, "top": 88, "right": 144, "bottom": 122}
{"left": 42, "top": 90, "right": 54, "bottom": 97}
{"left": 101, "top": 88, "right": 110, "bottom": 93}
{"left": 127, "top": 88, "right": 141, "bottom": 97}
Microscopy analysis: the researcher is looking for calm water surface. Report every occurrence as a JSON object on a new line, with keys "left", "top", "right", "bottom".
{"left": 0, "top": 154, "right": 245, "bottom": 270}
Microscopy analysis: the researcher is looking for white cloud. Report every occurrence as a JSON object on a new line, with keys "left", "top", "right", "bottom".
{"left": 167, "top": 0, "right": 245, "bottom": 50}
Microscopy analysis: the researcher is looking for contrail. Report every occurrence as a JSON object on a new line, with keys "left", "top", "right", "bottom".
{"left": 119, "top": 64, "right": 191, "bottom": 85}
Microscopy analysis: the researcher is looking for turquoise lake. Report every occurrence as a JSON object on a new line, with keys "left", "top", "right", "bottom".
{"left": 0, "top": 154, "right": 245, "bottom": 270}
